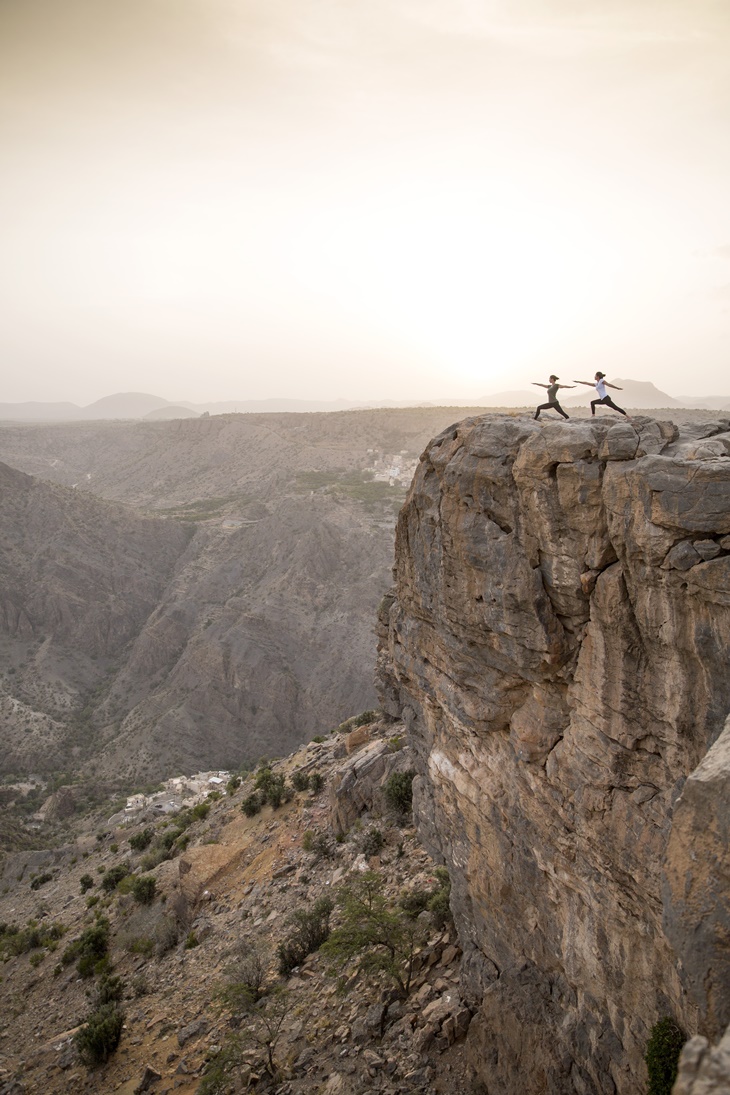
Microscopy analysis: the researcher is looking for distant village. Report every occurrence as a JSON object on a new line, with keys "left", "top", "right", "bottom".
{"left": 364, "top": 450, "right": 419, "bottom": 486}
{"left": 106, "top": 770, "right": 232, "bottom": 826}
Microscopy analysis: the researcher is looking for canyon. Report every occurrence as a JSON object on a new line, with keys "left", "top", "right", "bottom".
{"left": 377, "top": 412, "right": 730, "bottom": 1093}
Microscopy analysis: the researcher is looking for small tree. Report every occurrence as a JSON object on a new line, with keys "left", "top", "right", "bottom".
{"left": 322, "top": 871, "right": 428, "bottom": 998}
{"left": 251, "top": 987, "right": 292, "bottom": 1079}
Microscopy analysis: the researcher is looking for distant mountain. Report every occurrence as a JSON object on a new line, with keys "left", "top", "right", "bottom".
{"left": 563, "top": 378, "right": 679, "bottom": 408}
{"left": 143, "top": 404, "right": 201, "bottom": 421}
{"left": 80, "top": 392, "right": 172, "bottom": 419}
{"left": 2, "top": 383, "right": 730, "bottom": 425}
{"left": 0, "top": 401, "right": 84, "bottom": 421}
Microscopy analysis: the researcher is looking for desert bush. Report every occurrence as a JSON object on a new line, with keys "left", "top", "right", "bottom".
{"left": 129, "top": 828, "right": 153, "bottom": 852}
{"left": 645, "top": 1017, "right": 686, "bottom": 1095}
{"left": 291, "top": 770, "right": 310, "bottom": 792}
{"left": 360, "top": 828, "right": 384, "bottom": 857}
{"left": 100, "top": 864, "right": 130, "bottom": 893}
{"left": 0, "top": 920, "right": 64, "bottom": 957}
{"left": 308, "top": 772, "right": 324, "bottom": 794}
{"left": 242, "top": 793, "right": 262, "bottom": 817}
{"left": 131, "top": 876, "right": 156, "bottom": 905}
{"left": 95, "top": 972, "right": 125, "bottom": 1005}
{"left": 302, "top": 830, "right": 333, "bottom": 859}
{"left": 351, "top": 710, "right": 378, "bottom": 728}
{"left": 30, "top": 871, "right": 53, "bottom": 890}
{"left": 74, "top": 1002, "right": 124, "bottom": 1066}
{"left": 79, "top": 873, "right": 94, "bottom": 893}
{"left": 62, "top": 917, "right": 110, "bottom": 978}
{"left": 383, "top": 770, "right": 415, "bottom": 815}
{"left": 254, "top": 768, "right": 289, "bottom": 808}
{"left": 277, "top": 896, "right": 334, "bottom": 977}
{"left": 192, "top": 801, "right": 210, "bottom": 820}
{"left": 428, "top": 867, "right": 453, "bottom": 929}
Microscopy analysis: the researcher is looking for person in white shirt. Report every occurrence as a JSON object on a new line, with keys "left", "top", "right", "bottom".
{"left": 573, "top": 372, "right": 629, "bottom": 417}
{"left": 532, "top": 375, "right": 575, "bottom": 420}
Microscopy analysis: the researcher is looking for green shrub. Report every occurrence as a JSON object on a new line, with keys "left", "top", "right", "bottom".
{"left": 74, "top": 1003, "right": 125, "bottom": 1066}
{"left": 0, "top": 920, "right": 64, "bottom": 957}
{"left": 129, "top": 828, "right": 153, "bottom": 852}
{"left": 96, "top": 973, "right": 124, "bottom": 1005}
{"left": 62, "top": 918, "right": 110, "bottom": 978}
{"left": 226, "top": 776, "right": 241, "bottom": 794}
{"left": 400, "top": 867, "right": 452, "bottom": 929}
{"left": 79, "top": 874, "right": 94, "bottom": 894}
{"left": 242, "top": 793, "right": 262, "bottom": 818}
{"left": 30, "top": 871, "right": 53, "bottom": 890}
{"left": 645, "top": 1017, "right": 686, "bottom": 1095}
{"left": 351, "top": 710, "right": 378, "bottom": 728}
{"left": 254, "top": 768, "right": 289, "bottom": 808}
{"left": 101, "top": 864, "right": 130, "bottom": 893}
{"left": 399, "top": 889, "right": 431, "bottom": 918}
{"left": 185, "top": 931, "right": 199, "bottom": 950}
{"left": 308, "top": 772, "right": 324, "bottom": 795}
{"left": 383, "top": 770, "right": 415, "bottom": 815}
{"left": 131, "top": 876, "right": 156, "bottom": 905}
{"left": 291, "top": 770, "right": 310, "bottom": 792}
{"left": 192, "top": 801, "right": 211, "bottom": 820}
{"left": 277, "top": 897, "right": 334, "bottom": 977}
{"left": 360, "top": 828, "right": 384, "bottom": 857}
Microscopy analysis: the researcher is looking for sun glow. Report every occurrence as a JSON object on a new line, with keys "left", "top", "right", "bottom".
{"left": 286, "top": 176, "right": 624, "bottom": 382}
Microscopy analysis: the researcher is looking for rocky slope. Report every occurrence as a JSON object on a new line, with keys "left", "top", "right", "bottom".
{"left": 377, "top": 413, "right": 730, "bottom": 1093}
{"left": 0, "top": 461, "right": 192, "bottom": 775}
{"left": 0, "top": 408, "right": 481, "bottom": 787}
{"left": 0, "top": 719, "right": 477, "bottom": 1095}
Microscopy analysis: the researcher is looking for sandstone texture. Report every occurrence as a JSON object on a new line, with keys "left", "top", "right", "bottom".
{"left": 377, "top": 413, "right": 730, "bottom": 1093}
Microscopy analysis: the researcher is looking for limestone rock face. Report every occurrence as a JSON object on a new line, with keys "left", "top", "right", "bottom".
{"left": 377, "top": 414, "right": 730, "bottom": 1094}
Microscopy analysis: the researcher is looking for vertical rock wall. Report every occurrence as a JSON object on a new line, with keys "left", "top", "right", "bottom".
{"left": 377, "top": 414, "right": 730, "bottom": 1093}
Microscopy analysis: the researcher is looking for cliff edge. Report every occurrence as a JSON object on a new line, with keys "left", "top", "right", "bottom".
{"left": 377, "top": 414, "right": 730, "bottom": 1093}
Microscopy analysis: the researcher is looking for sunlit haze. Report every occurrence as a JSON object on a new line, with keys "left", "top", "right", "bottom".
{"left": 2, "top": 0, "right": 729, "bottom": 404}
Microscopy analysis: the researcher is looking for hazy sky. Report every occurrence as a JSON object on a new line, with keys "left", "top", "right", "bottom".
{"left": 2, "top": 0, "right": 729, "bottom": 404}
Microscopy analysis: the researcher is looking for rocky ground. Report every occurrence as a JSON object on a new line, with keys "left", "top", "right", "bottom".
{"left": 0, "top": 717, "right": 477, "bottom": 1095}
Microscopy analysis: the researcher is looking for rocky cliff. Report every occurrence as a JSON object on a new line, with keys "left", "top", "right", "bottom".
{"left": 377, "top": 414, "right": 730, "bottom": 1093}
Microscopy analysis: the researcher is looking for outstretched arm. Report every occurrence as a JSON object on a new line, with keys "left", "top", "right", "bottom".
{"left": 531, "top": 382, "right": 548, "bottom": 388}
{"left": 572, "top": 380, "right": 594, "bottom": 386}
{"left": 557, "top": 384, "right": 575, "bottom": 390}
{"left": 606, "top": 382, "right": 623, "bottom": 390}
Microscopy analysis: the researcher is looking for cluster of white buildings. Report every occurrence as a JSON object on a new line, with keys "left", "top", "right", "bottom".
{"left": 108, "top": 770, "right": 230, "bottom": 826}
{"left": 365, "top": 450, "right": 419, "bottom": 486}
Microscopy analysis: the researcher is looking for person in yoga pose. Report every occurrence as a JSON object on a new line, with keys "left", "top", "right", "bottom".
{"left": 573, "top": 372, "right": 629, "bottom": 417}
{"left": 532, "top": 375, "right": 574, "bottom": 420}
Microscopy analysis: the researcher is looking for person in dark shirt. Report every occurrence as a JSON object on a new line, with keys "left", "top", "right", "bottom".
{"left": 532, "top": 375, "right": 574, "bottom": 420}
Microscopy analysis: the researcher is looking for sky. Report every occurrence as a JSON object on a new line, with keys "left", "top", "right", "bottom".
{"left": 1, "top": 0, "right": 729, "bottom": 405}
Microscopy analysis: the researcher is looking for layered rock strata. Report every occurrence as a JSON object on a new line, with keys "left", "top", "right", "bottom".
{"left": 377, "top": 414, "right": 730, "bottom": 1093}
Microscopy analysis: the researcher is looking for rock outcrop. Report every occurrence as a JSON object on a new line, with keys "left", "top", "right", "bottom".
{"left": 377, "top": 414, "right": 730, "bottom": 1093}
